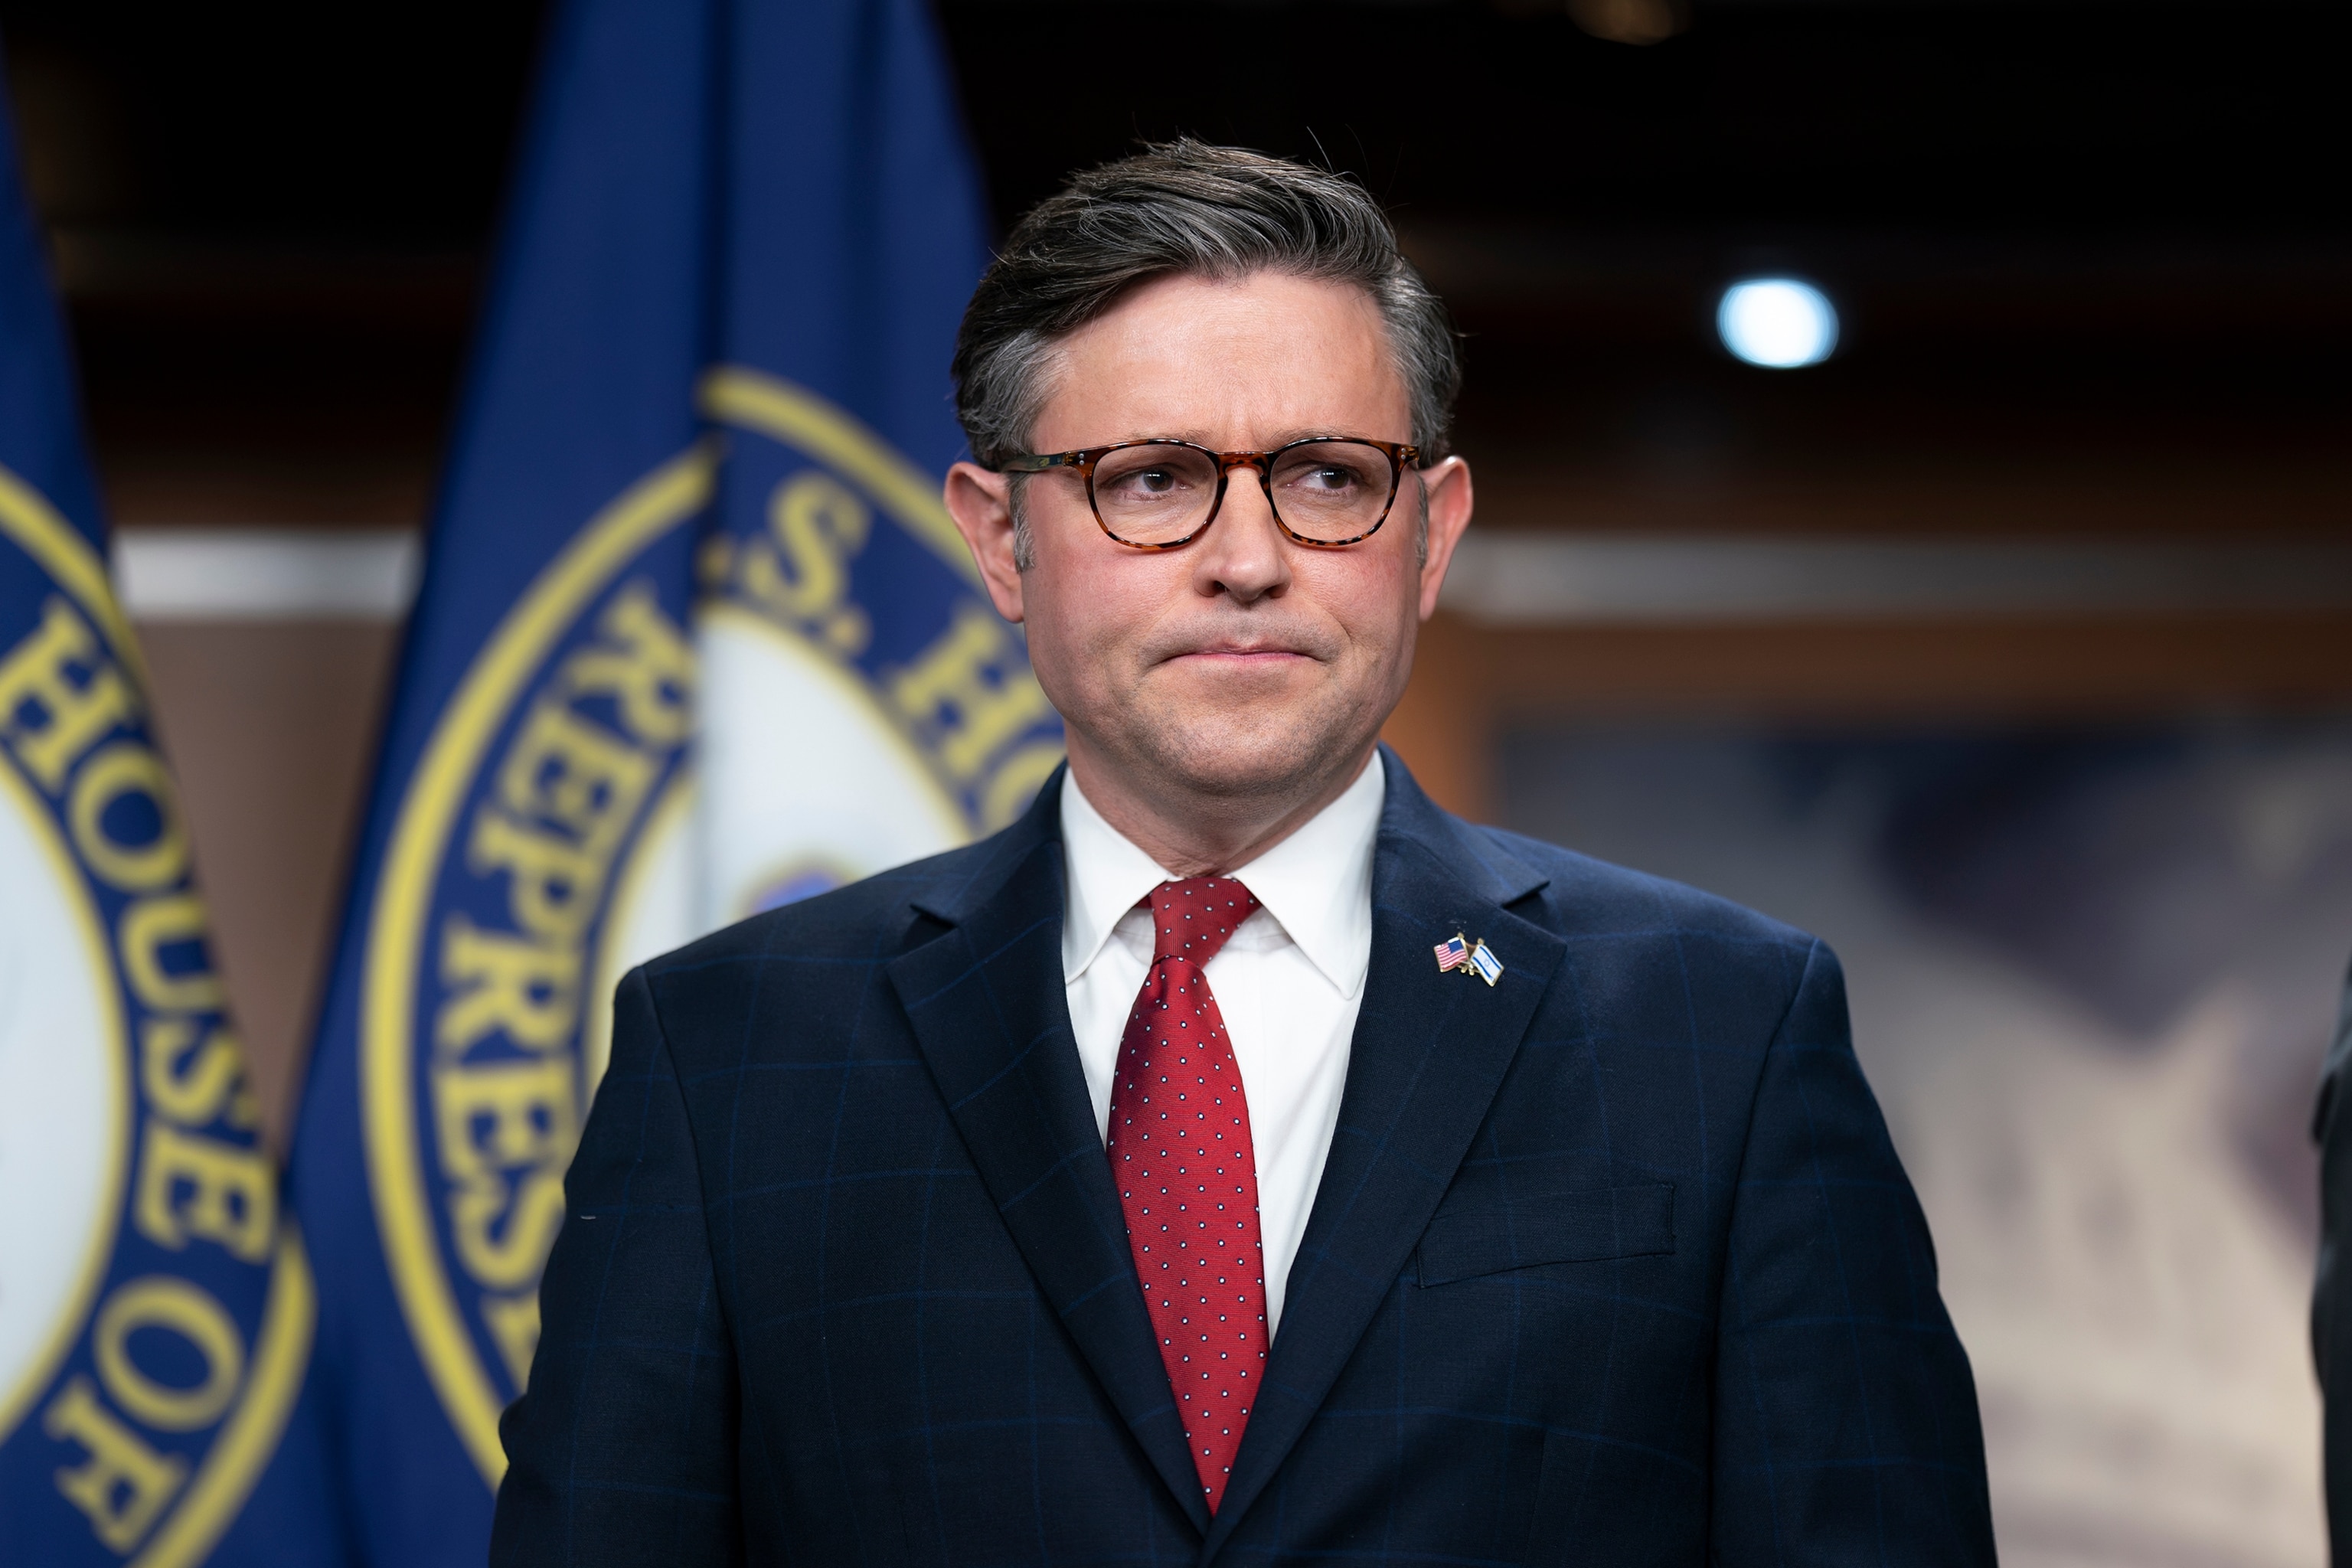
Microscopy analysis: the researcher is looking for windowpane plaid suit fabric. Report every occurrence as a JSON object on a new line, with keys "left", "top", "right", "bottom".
{"left": 491, "top": 750, "right": 1995, "bottom": 1568}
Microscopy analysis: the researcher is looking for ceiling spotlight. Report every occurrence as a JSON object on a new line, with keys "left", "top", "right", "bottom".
{"left": 1716, "top": 278, "right": 1839, "bottom": 368}
{"left": 1566, "top": 0, "right": 1687, "bottom": 46}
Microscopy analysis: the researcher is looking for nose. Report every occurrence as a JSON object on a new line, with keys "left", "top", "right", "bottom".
{"left": 1189, "top": 462, "right": 1290, "bottom": 606}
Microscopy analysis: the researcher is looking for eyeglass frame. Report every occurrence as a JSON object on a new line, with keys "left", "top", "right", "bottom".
{"left": 995, "top": 436, "right": 1424, "bottom": 550}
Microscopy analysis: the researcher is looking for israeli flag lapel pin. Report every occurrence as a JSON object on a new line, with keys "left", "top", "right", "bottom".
{"left": 1468, "top": 939, "right": 1504, "bottom": 987}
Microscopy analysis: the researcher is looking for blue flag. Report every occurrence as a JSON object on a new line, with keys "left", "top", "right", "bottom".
{"left": 0, "top": 54, "right": 341, "bottom": 1568}
{"left": 289, "top": 1, "right": 1057, "bottom": 1559}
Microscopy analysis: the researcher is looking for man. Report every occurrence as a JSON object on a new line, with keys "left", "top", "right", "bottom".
{"left": 494, "top": 142, "right": 1995, "bottom": 1566}
{"left": 2315, "top": 959, "right": 2352, "bottom": 1566}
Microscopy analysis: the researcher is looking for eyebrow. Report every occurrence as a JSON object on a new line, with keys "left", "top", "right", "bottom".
{"left": 1097, "top": 428, "right": 1384, "bottom": 449}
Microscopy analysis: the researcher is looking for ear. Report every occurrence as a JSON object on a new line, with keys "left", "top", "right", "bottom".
{"left": 1413, "top": 456, "right": 1474, "bottom": 622}
{"left": 945, "top": 461, "right": 1027, "bottom": 623}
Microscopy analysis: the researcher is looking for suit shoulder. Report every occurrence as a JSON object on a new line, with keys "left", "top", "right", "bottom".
{"left": 1468, "top": 822, "right": 1821, "bottom": 960}
{"left": 638, "top": 835, "right": 1004, "bottom": 978}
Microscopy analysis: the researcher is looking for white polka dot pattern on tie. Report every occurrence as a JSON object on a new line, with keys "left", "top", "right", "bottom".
{"left": 1105, "top": 876, "right": 1267, "bottom": 1514}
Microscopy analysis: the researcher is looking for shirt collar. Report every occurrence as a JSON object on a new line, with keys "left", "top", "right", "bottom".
{"left": 1059, "top": 771, "right": 1179, "bottom": 984}
{"left": 1058, "top": 752, "right": 1386, "bottom": 998}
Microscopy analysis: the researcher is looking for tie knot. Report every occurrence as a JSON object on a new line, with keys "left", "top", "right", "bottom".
{"left": 1145, "top": 877, "right": 1259, "bottom": 966}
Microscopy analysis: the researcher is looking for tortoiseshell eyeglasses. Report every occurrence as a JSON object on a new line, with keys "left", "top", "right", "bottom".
{"left": 998, "top": 436, "right": 1422, "bottom": 550}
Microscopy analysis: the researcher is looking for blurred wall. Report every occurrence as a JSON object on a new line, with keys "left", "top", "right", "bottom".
{"left": 132, "top": 619, "right": 397, "bottom": 1143}
{"left": 1499, "top": 720, "right": 2351, "bottom": 1566}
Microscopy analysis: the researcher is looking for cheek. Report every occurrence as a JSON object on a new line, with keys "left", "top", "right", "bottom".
{"left": 1020, "top": 540, "right": 1163, "bottom": 684}
{"left": 1304, "top": 551, "right": 1419, "bottom": 648}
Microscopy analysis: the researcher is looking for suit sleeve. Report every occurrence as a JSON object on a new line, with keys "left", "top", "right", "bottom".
{"left": 491, "top": 965, "right": 743, "bottom": 1568}
{"left": 1709, "top": 940, "right": 1997, "bottom": 1566}
{"left": 2312, "top": 956, "right": 2352, "bottom": 1568}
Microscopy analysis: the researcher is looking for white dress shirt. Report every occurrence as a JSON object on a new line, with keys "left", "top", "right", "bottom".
{"left": 1060, "top": 753, "right": 1383, "bottom": 1338}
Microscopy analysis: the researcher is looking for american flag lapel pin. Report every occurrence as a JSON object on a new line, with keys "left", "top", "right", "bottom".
{"left": 1435, "top": 933, "right": 1470, "bottom": 974}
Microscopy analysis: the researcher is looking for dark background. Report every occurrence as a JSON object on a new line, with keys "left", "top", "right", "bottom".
{"left": 5, "top": 0, "right": 2348, "bottom": 537}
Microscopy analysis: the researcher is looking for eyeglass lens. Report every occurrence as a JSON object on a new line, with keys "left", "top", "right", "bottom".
{"left": 1089, "top": 441, "right": 1396, "bottom": 545}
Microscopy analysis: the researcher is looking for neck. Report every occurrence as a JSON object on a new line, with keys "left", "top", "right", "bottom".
{"left": 1063, "top": 738, "right": 1378, "bottom": 877}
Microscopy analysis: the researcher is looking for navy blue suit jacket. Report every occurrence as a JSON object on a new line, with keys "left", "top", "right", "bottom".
{"left": 492, "top": 752, "right": 1994, "bottom": 1566}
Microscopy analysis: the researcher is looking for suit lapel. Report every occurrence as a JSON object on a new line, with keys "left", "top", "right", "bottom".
{"left": 886, "top": 787, "right": 1213, "bottom": 1537}
{"left": 1203, "top": 757, "right": 1567, "bottom": 1557}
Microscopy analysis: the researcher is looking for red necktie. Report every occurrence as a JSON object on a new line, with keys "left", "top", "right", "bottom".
{"left": 1106, "top": 877, "right": 1267, "bottom": 1514}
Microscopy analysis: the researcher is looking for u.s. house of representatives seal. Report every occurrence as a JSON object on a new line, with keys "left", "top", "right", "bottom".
{"left": 363, "top": 370, "right": 1065, "bottom": 1485}
{"left": 0, "top": 466, "right": 312, "bottom": 1566}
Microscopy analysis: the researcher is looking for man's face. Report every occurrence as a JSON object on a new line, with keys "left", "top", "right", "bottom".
{"left": 947, "top": 270, "right": 1473, "bottom": 807}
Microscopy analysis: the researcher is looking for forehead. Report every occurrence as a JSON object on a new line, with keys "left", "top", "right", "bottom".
{"left": 1033, "top": 270, "right": 1410, "bottom": 447}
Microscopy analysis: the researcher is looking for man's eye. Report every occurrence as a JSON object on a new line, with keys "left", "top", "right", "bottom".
{"left": 1290, "top": 464, "right": 1363, "bottom": 493}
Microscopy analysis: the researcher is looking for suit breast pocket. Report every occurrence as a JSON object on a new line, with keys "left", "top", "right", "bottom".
{"left": 1414, "top": 1183, "right": 1675, "bottom": 1287}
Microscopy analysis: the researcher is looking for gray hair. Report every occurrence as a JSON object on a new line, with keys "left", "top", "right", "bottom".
{"left": 951, "top": 140, "right": 1463, "bottom": 488}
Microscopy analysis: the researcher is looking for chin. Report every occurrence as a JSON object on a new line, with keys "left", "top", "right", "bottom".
{"left": 1146, "top": 708, "right": 1361, "bottom": 800}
